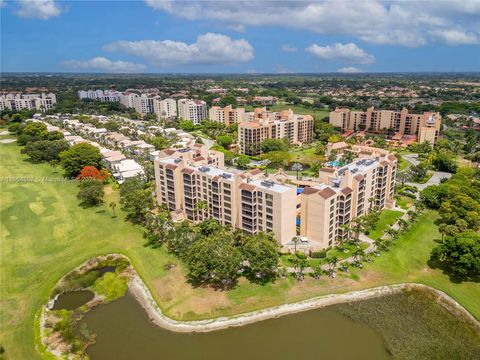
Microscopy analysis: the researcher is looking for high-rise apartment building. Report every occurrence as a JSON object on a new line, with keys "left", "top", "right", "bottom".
{"left": 154, "top": 145, "right": 297, "bottom": 245}
{"left": 154, "top": 98, "right": 177, "bottom": 120}
{"left": 238, "top": 108, "right": 314, "bottom": 155}
{"left": 299, "top": 146, "right": 397, "bottom": 251}
{"left": 209, "top": 105, "right": 245, "bottom": 126}
{"left": 177, "top": 99, "right": 208, "bottom": 125}
{"left": 0, "top": 93, "right": 57, "bottom": 112}
{"left": 329, "top": 107, "right": 441, "bottom": 144}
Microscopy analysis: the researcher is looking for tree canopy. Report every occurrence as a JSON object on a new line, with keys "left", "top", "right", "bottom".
{"left": 59, "top": 143, "right": 103, "bottom": 178}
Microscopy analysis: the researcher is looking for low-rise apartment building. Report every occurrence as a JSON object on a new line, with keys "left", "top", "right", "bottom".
{"left": 209, "top": 105, "right": 245, "bottom": 126}
{"left": 329, "top": 107, "right": 441, "bottom": 144}
{"left": 238, "top": 108, "right": 314, "bottom": 155}
{"left": 0, "top": 93, "right": 57, "bottom": 111}
{"left": 177, "top": 99, "right": 208, "bottom": 125}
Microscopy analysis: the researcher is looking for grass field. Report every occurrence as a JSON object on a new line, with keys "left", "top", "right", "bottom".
{"left": 1, "top": 141, "right": 479, "bottom": 359}
{"left": 368, "top": 210, "right": 404, "bottom": 240}
{"left": 396, "top": 196, "right": 416, "bottom": 210}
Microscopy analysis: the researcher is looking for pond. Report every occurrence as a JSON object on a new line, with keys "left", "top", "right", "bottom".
{"left": 79, "top": 292, "right": 392, "bottom": 360}
{"left": 52, "top": 290, "right": 95, "bottom": 310}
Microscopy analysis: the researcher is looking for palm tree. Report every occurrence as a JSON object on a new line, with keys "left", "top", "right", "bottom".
{"left": 385, "top": 227, "right": 399, "bottom": 242}
{"left": 195, "top": 200, "right": 208, "bottom": 221}
{"left": 407, "top": 210, "right": 417, "bottom": 221}
{"left": 351, "top": 217, "right": 366, "bottom": 244}
{"left": 109, "top": 201, "right": 117, "bottom": 218}
{"left": 49, "top": 159, "right": 60, "bottom": 173}
{"left": 312, "top": 265, "right": 322, "bottom": 280}
{"left": 397, "top": 218, "right": 409, "bottom": 231}
{"left": 353, "top": 248, "right": 365, "bottom": 266}
{"left": 327, "top": 256, "right": 338, "bottom": 277}
{"left": 292, "top": 236, "right": 299, "bottom": 255}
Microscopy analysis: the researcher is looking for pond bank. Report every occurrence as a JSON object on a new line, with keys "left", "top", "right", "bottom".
{"left": 129, "top": 271, "right": 480, "bottom": 334}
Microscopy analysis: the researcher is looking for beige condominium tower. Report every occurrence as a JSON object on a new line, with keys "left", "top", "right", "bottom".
{"left": 329, "top": 107, "right": 441, "bottom": 144}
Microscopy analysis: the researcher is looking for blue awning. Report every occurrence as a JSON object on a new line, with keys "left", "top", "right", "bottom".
{"left": 296, "top": 217, "right": 301, "bottom": 226}
{"left": 296, "top": 188, "right": 304, "bottom": 194}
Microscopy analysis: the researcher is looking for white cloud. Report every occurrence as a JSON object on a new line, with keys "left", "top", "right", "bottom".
{"left": 62, "top": 57, "right": 146, "bottom": 73}
{"left": 306, "top": 43, "right": 375, "bottom": 64}
{"left": 15, "top": 0, "right": 61, "bottom": 20}
{"left": 103, "top": 33, "right": 254, "bottom": 67}
{"left": 145, "top": 1, "right": 480, "bottom": 47}
{"left": 429, "top": 30, "right": 480, "bottom": 45}
{"left": 337, "top": 66, "right": 365, "bottom": 74}
{"left": 281, "top": 45, "right": 297, "bottom": 53}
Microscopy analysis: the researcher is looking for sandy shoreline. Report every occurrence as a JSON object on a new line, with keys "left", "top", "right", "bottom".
{"left": 129, "top": 272, "right": 480, "bottom": 334}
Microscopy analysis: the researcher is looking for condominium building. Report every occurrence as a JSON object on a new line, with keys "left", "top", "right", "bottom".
{"left": 154, "top": 146, "right": 297, "bottom": 245}
{"left": 154, "top": 98, "right": 177, "bottom": 120}
{"left": 134, "top": 94, "right": 156, "bottom": 114}
{"left": 329, "top": 107, "right": 441, "bottom": 144}
{"left": 177, "top": 99, "right": 208, "bottom": 125}
{"left": 209, "top": 105, "right": 245, "bottom": 126}
{"left": 238, "top": 108, "right": 314, "bottom": 155}
{"left": 299, "top": 147, "right": 397, "bottom": 251}
{"left": 0, "top": 93, "right": 57, "bottom": 111}
{"left": 78, "top": 90, "right": 121, "bottom": 102}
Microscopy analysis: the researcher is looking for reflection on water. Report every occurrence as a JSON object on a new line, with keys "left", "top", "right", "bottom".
{"left": 80, "top": 292, "right": 391, "bottom": 360}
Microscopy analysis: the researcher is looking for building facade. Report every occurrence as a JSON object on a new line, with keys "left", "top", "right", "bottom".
{"left": 299, "top": 146, "right": 397, "bottom": 251}
{"left": 0, "top": 93, "right": 57, "bottom": 111}
{"left": 177, "top": 99, "right": 208, "bottom": 125}
{"left": 329, "top": 107, "right": 441, "bottom": 144}
{"left": 209, "top": 105, "right": 245, "bottom": 126}
{"left": 154, "top": 98, "right": 177, "bottom": 120}
{"left": 238, "top": 108, "right": 314, "bottom": 155}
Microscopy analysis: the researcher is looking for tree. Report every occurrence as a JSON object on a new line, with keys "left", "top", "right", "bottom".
{"left": 47, "top": 131, "right": 64, "bottom": 141}
{"left": 261, "top": 151, "right": 292, "bottom": 168}
{"left": 76, "top": 166, "right": 109, "bottom": 181}
{"left": 235, "top": 154, "right": 250, "bottom": 169}
{"left": 396, "top": 171, "right": 410, "bottom": 187}
{"left": 143, "top": 210, "right": 173, "bottom": 247}
{"left": 216, "top": 135, "right": 234, "bottom": 148}
{"left": 430, "top": 231, "right": 480, "bottom": 280}
{"left": 22, "top": 122, "right": 48, "bottom": 138}
{"left": 242, "top": 232, "right": 279, "bottom": 283}
{"left": 409, "top": 164, "right": 428, "bottom": 182}
{"left": 260, "top": 138, "right": 289, "bottom": 153}
{"left": 195, "top": 200, "right": 208, "bottom": 221}
{"left": 21, "top": 140, "right": 69, "bottom": 163}
{"left": 119, "top": 177, "right": 154, "bottom": 224}
{"left": 50, "top": 159, "right": 60, "bottom": 173}
{"left": 109, "top": 201, "right": 117, "bottom": 218}
{"left": 77, "top": 181, "right": 104, "bottom": 207}
{"left": 59, "top": 143, "right": 103, "bottom": 178}
{"left": 150, "top": 135, "right": 170, "bottom": 150}
{"left": 186, "top": 232, "right": 242, "bottom": 289}
{"left": 291, "top": 256, "right": 308, "bottom": 281}
{"left": 179, "top": 120, "right": 196, "bottom": 132}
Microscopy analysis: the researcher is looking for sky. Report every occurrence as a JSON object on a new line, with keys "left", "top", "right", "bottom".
{"left": 1, "top": 0, "right": 480, "bottom": 73}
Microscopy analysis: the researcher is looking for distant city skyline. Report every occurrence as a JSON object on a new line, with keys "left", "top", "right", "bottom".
{"left": 1, "top": 0, "right": 479, "bottom": 73}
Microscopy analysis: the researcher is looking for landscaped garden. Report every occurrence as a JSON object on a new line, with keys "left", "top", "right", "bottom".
{"left": 1, "top": 139, "right": 479, "bottom": 359}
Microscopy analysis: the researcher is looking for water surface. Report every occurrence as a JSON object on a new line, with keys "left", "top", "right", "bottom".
{"left": 52, "top": 290, "right": 94, "bottom": 310}
{"left": 80, "top": 292, "right": 391, "bottom": 360}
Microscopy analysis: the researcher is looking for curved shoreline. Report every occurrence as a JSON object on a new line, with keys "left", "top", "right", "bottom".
{"left": 129, "top": 270, "right": 480, "bottom": 334}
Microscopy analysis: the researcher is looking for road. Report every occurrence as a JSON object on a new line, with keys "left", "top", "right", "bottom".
{"left": 402, "top": 153, "right": 452, "bottom": 190}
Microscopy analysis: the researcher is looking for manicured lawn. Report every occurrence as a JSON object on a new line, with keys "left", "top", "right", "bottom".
{"left": 367, "top": 210, "right": 404, "bottom": 240}
{"left": 1, "top": 141, "right": 479, "bottom": 359}
{"left": 397, "top": 156, "right": 408, "bottom": 171}
{"left": 396, "top": 195, "right": 416, "bottom": 210}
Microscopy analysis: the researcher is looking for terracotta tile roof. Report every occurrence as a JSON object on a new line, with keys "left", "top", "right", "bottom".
{"left": 340, "top": 187, "right": 353, "bottom": 196}
{"left": 319, "top": 187, "right": 336, "bottom": 199}
{"left": 249, "top": 168, "right": 262, "bottom": 175}
{"left": 380, "top": 160, "right": 389, "bottom": 166}
{"left": 354, "top": 174, "right": 364, "bottom": 181}
{"left": 212, "top": 176, "right": 220, "bottom": 181}
{"left": 239, "top": 183, "right": 256, "bottom": 191}
{"left": 388, "top": 154, "right": 397, "bottom": 161}
{"left": 181, "top": 168, "right": 194, "bottom": 175}
{"left": 194, "top": 143, "right": 203, "bottom": 147}
{"left": 166, "top": 164, "right": 177, "bottom": 170}
{"left": 193, "top": 156, "right": 205, "bottom": 162}
{"left": 164, "top": 149, "right": 175, "bottom": 155}
{"left": 360, "top": 150, "right": 373, "bottom": 155}
{"left": 302, "top": 187, "right": 320, "bottom": 195}
{"left": 320, "top": 167, "right": 336, "bottom": 173}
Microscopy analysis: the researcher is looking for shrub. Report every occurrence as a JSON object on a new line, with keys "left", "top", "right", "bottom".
{"left": 311, "top": 250, "right": 327, "bottom": 259}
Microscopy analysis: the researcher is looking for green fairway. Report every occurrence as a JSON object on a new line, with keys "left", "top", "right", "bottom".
{"left": 1, "top": 141, "right": 479, "bottom": 360}
{"left": 368, "top": 209, "right": 404, "bottom": 240}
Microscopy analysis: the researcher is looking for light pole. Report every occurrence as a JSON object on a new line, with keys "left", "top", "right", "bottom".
{"left": 292, "top": 162, "right": 303, "bottom": 179}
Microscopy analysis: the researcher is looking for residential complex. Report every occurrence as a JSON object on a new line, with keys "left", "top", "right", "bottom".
{"left": 209, "top": 105, "right": 245, "bottom": 126}
{"left": 177, "top": 99, "right": 208, "bottom": 124}
{"left": 0, "top": 93, "right": 57, "bottom": 111}
{"left": 77, "top": 89, "right": 177, "bottom": 120}
{"left": 154, "top": 144, "right": 396, "bottom": 251}
{"left": 238, "top": 108, "right": 314, "bottom": 155}
{"left": 329, "top": 107, "right": 442, "bottom": 144}
{"left": 299, "top": 146, "right": 397, "bottom": 251}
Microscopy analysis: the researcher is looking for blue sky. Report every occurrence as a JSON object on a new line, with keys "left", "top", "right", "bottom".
{"left": 1, "top": 0, "right": 479, "bottom": 73}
